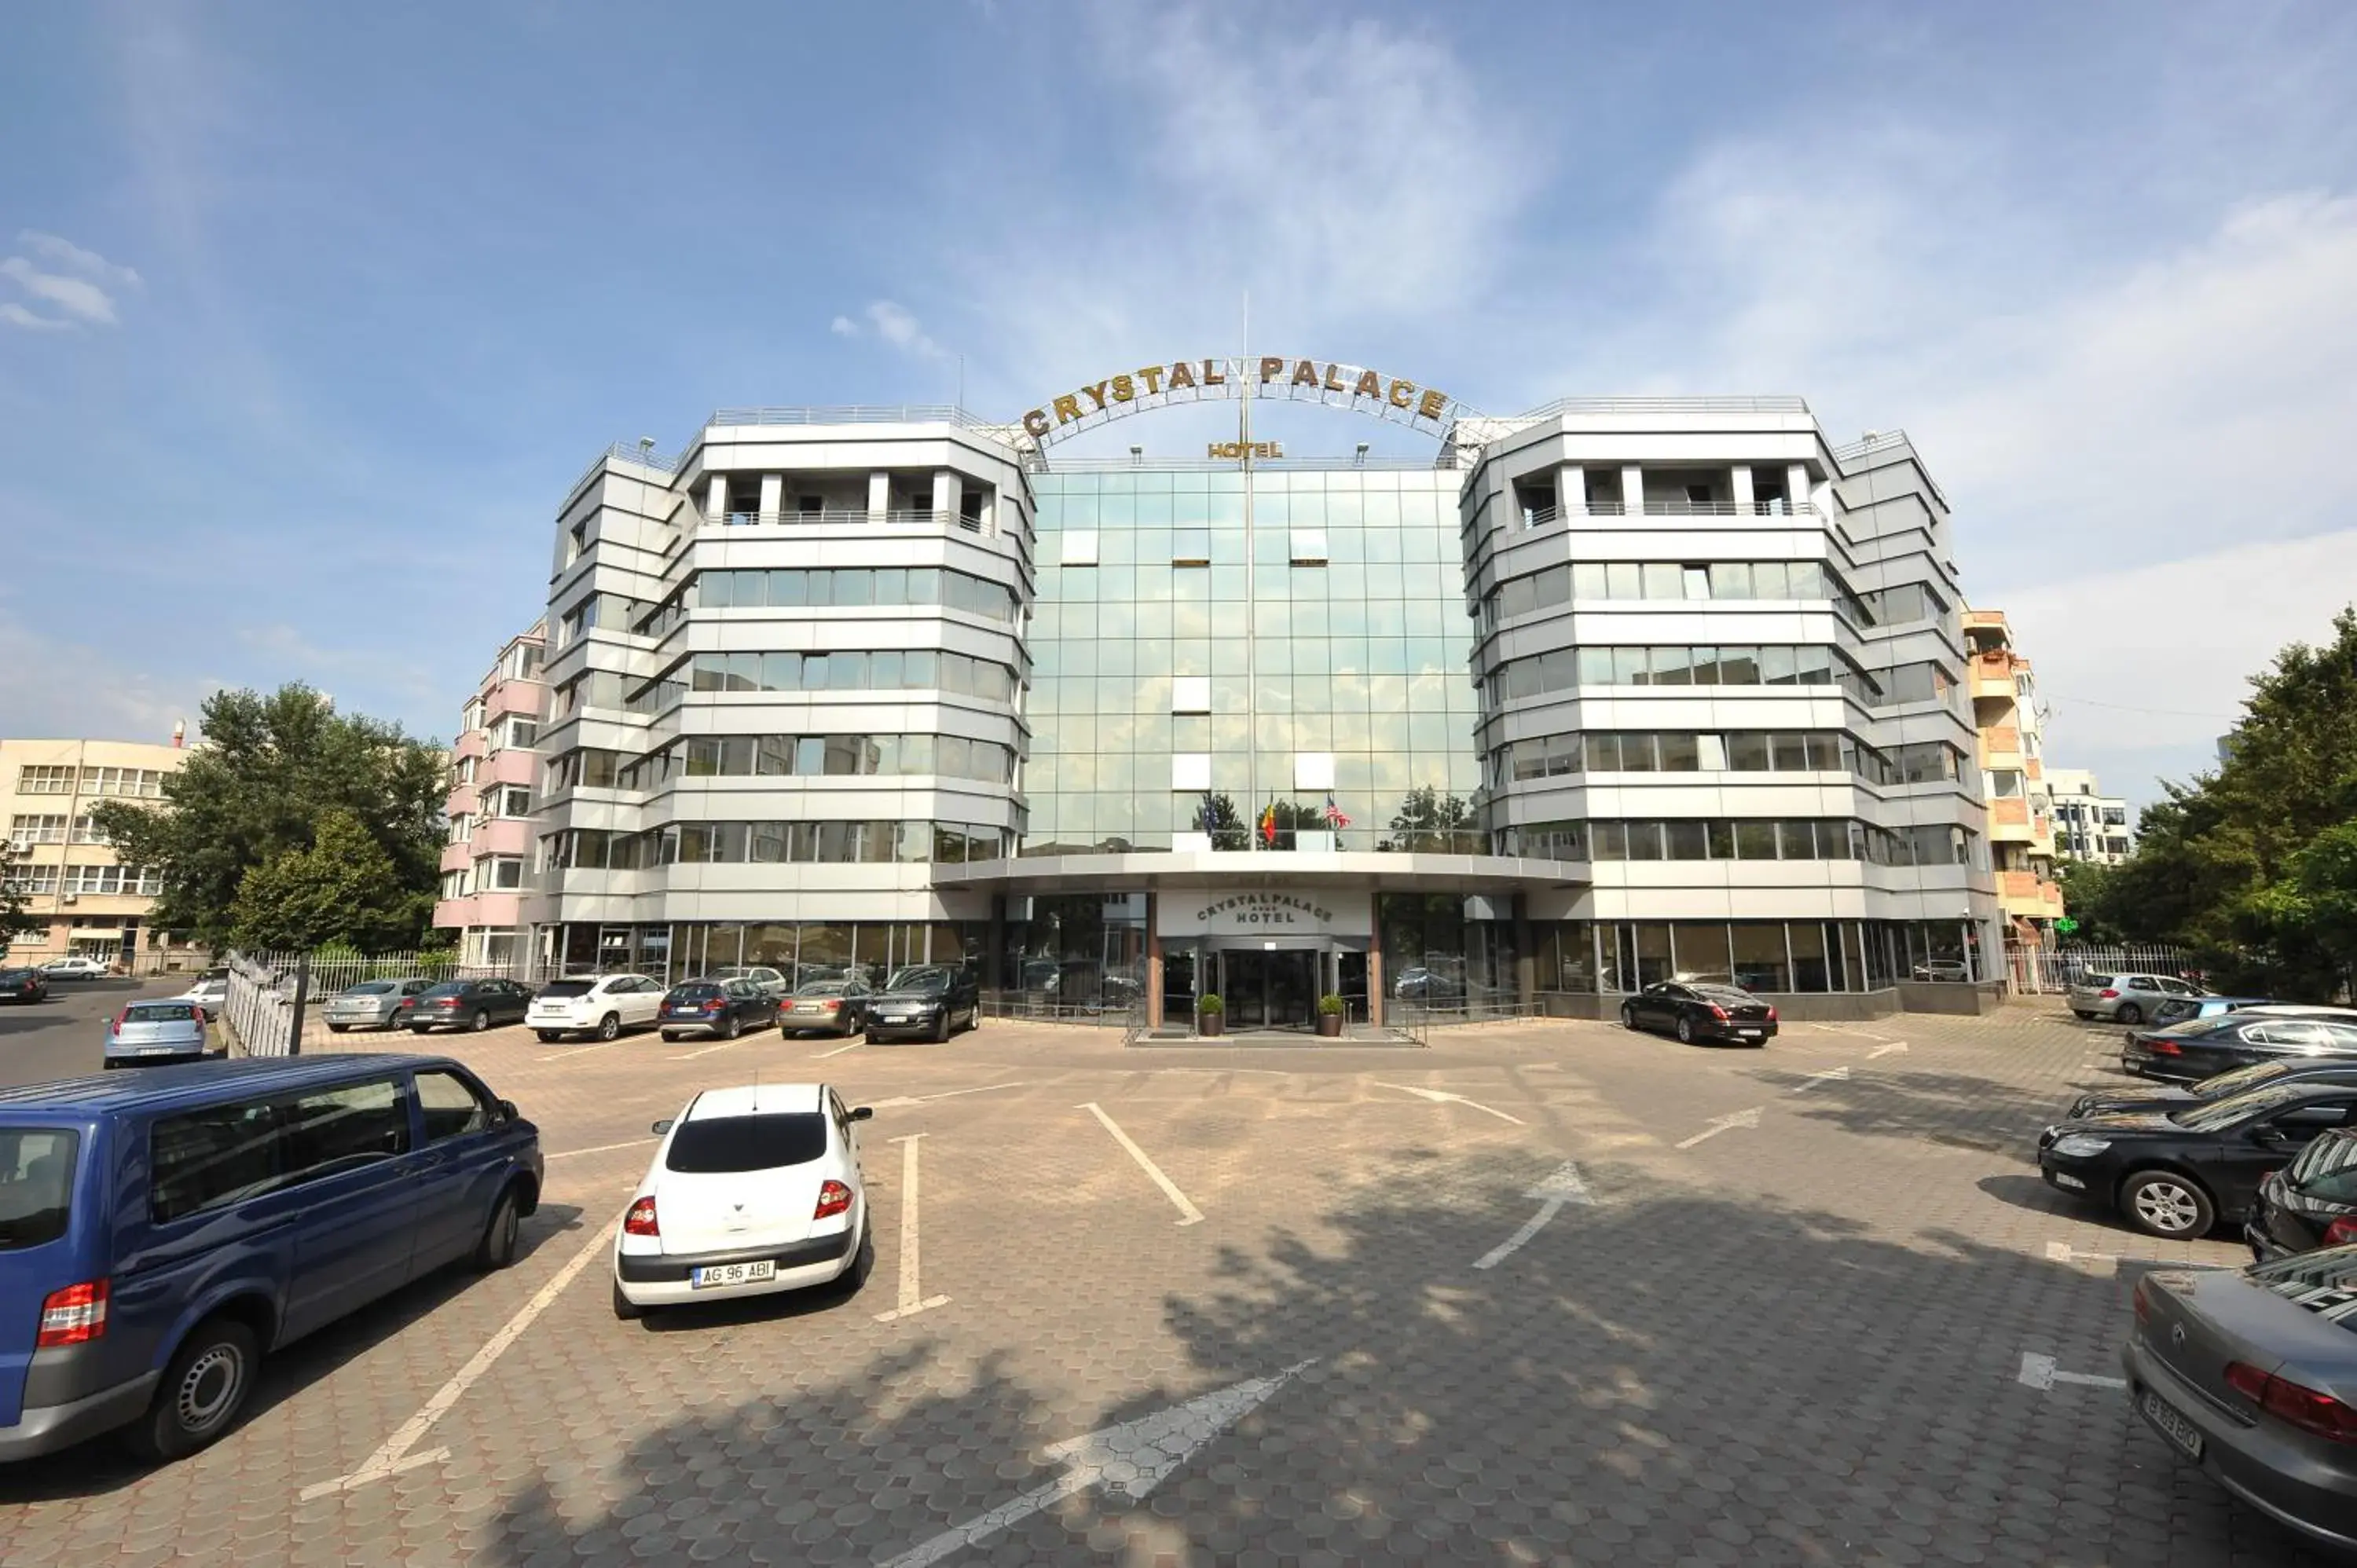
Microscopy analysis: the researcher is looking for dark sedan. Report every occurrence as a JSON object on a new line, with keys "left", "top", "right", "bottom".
{"left": 2248, "top": 1129, "right": 2357, "bottom": 1262}
{"left": 2124, "top": 1013, "right": 2357, "bottom": 1083}
{"left": 2125, "top": 1256, "right": 2357, "bottom": 1552}
{"left": 865, "top": 965, "right": 981, "bottom": 1043}
{"left": 658, "top": 977, "right": 780, "bottom": 1042}
{"left": 0, "top": 967, "right": 47, "bottom": 1004}
{"left": 2068, "top": 1059, "right": 2357, "bottom": 1120}
{"left": 2038, "top": 1080, "right": 2357, "bottom": 1237}
{"left": 401, "top": 977, "right": 533, "bottom": 1033}
{"left": 1619, "top": 981, "right": 1777, "bottom": 1046}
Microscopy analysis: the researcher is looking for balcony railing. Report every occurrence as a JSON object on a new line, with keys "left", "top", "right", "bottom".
{"left": 706, "top": 507, "right": 987, "bottom": 532}
{"left": 1516, "top": 500, "right": 1815, "bottom": 528}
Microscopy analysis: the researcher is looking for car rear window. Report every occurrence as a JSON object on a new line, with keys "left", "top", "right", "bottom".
{"left": 2080, "top": 973, "right": 2114, "bottom": 988}
{"left": 421, "top": 981, "right": 469, "bottom": 997}
{"left": 664, "top": 1112, "right": 828, "bottom": 1173}
{"left": 344, "top": 981, "right": 396, "bottom": 996}
{"left": 887, "top": 968, "right": 953, "bottom": 994}
{"left": 669, "top": 984, "right": 724, "bottom": 1000}
{"left": 796, "top": 983, "right": 849, "bottom": 998}
{"left": 2289, "top": 1134, "right": 2357, "bottom": 1203}
{"left": 2250, "top": 1248, "right": 2357, "bottom": 1328}
{"left": 123, "top": 1002, "right": 200, "bottom": 1024}
{"left": 0, "top": 1130, "right": 79, "bottom": 1251}
{"left": 537, "top": 981, "right": 594, "bottom": 998}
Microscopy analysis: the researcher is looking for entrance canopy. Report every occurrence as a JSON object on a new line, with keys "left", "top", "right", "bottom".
{"left": 931, "top": 848, "right": 1585, "bottom": 898}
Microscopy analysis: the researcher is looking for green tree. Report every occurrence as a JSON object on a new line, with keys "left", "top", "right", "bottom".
{"left": 1380, "top": 786, "right": 1475, "bottom": 853}
{"left": 90, "top": 683, "right": 447, "bottom": 949}
{"left": 0, "top": 844, "right": 36, "bottom": 945}
{"left": 228, "top": 810, "right": 431, "bottom": 951}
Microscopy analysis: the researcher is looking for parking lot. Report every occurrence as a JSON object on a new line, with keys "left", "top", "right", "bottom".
{"left": 0, "top": 998, "right": 2329, "bottom": 1566}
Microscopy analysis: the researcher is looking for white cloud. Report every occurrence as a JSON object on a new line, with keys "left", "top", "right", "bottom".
{"left": 829, "top": 314, "right": 860, "bottom": 337}
{"left": 0, "top": 233, "right": 142, "bottom": 328}
{"left": 0, "top": 302, "right": 74, "bottom": 332}
{"left": 830, "top": 299, "right": 948, "bottom": 361}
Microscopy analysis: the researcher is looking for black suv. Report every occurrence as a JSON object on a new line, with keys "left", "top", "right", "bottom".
{"left": 863, "top": 965, "right": 981, "bottom": 1043}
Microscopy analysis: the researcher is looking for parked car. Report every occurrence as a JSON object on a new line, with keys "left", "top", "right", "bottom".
{"left": 2124, "top": 1255, "right": 2357, "bottom": 1551}
{"left": 2151, "top": 995, "right": 2275, "bottom": 1028}
{"left": 1391, "top": 966, "right": 1464, "bottom": 1002}
{"left": 526, "top": 975, "right": 662, "bottom": 1042}
{"left": 1619, "top": 981, "right": 1777, "bottom": 1046}
{"left": 174, "top": 976, "right": 229, "bottom": 1022}
{"left": 102, "top": 1001, "right": 214, "bottom": 1070}
{"left": 2037, "top": 1079, "right": 2357, "bottom": 1237}
{"left": 2066, "top": 1058, "right": 2357, "bottom": 1120}
{"left": 2066, "top": 971, "right": 2209, "bottom": 1024}
{"left": 321, "top": 978, "right": 434, "bottom": 1032}
{"left": 658, "top": 979, "right": 781, "bottom": 1042}
{"left": 2247, "top": 1129, "right": 2357, "bottom": 1262}
{"left": 706, "top": 965, "right": 790, "bottom": 999}
{"left": 0, "top": 969, "right": 47, "bottom": 1005}
{"left": 1910, "top": 959, "right": 1970, "bottom": 983}
{"left": 864, "top": 966, "right": 982, "bottom": 1043}
{"left": 0, "top": 1053, "right": 541, "bottom": 1463}
{"left": 37, "top": 957, "right": 108, "bottom": 982}
{"left": 2123, "top": 1013, "right": 2357, "bottom": 1083}
{"left": 611, "top": 1082, "right": 871, "bottom": 1320}
{"left": 780, "top": 980, "right": 871, "bottom": 1039}
{"left": 401, "top": 977, "right": 533, "bottom": 1035}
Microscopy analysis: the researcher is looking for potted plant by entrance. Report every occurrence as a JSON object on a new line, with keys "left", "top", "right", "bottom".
{"left": 1316, "top": 994, "right": 1347, "bottom": 1037}
{"left": 1196, "top": 993, "right": 1225, "bottom": 1037}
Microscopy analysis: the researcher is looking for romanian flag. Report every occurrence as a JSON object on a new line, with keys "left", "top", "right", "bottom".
{"left": 1259, "top": 804, "right": 1277, "bottom": 846}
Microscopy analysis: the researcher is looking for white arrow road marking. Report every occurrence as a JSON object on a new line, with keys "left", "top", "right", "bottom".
{"left": 867, "top": 1082, "right": 1030, "bottom": 1111}
{"left": 1868, "top": 1041, "right": 1910, "bottom": 1060}
{"left": 1473, "top": 1161, "right": 1595, "bottom": 1270}
{"left": 1369, "top": 1081, "right": 1527, "bottom": 1125}
{"left": 876, "top": 1361, "right": 1316, "bottom": 1568}
{"left": 1788, "top": 1066, "right": 1851, "bottom": 1094}
{"left": 1674, "top": 1108, "right": 1762, "bottom": 1149}
{"left": 874, "top": 1134, "right": 950, "bottom": 1323}
{"left": 1080, "top": 1103, "right": 1205, "bottom": 1225}
{"left": 299, "top": 1206, "right": 622, "bottom": 1500}
{"left": 2017, "top": 1351, "right": 2127, "bottom": 1391}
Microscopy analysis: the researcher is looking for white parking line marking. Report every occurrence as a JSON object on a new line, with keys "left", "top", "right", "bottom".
{"left": 1370, "top": 1081, "right": 1526, "bottom": 1125}
{"left": 1674, "top": 1107, "right": 1762, "bottom": 1149}
{"left": 1789, "top": 1066, "right": 1851, "bottom": 1094}
{"left": 547, "top": 1138, "right": 658, "bottom": 1161}
{"left": 874, "top": 1134, "right": 950, "bottom": 1323}
{"left": 537, "top": 1041, "right": 618, "bottom": 1062}
{"left": 1473, "top": 1162, "right": 1594, "bottom": 1270}
{"left": 1868, "top": 1041, "right": 1910, "bottom": 1060}
{"left": 299, "top": 1207, "right": 621, "bottom": 1500}
{"left": 2017, "top": 1351, "right": 2127, "bottom": 1390}
{"left": 815, "top": 1039, "right": 865, "bottom": 1058}
{"left": 868, "top": 1082, "right": 1029, "bottom": 1111}
{"left": 1079, "top": 1102, "right": 1204, "bottom": 1225}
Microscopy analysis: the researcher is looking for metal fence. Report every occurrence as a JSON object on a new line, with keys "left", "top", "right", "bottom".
{"left": 222, "top": 950, "right": 519, "bottom": 1057}
{"left": 2003, "top": 943, "right": 2200, "bottom": 996}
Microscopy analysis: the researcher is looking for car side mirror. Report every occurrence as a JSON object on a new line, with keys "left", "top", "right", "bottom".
{"left": 849, "top": 1106, "right": 874, "bottom": 1121}
{"left": 651, "top": 1118, "right": 674, "bottom": 1134}
{"left": 497, "top": 1098, "right": 519, "bottom": 1123}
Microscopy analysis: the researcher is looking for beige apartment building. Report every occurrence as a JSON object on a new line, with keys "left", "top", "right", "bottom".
{"left": 1962, "top": 610, "right": 2063, "bottom": 940}
{"left": 2, "top": 735, "right": 203, "bottom": 971}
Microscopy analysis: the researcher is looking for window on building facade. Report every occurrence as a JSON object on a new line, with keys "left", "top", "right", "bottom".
{"left": 15, "top": 765, "right": 75, "bottom": 795}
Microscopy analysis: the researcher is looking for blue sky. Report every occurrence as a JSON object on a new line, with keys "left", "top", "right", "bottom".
{"left": 6, "top": 1, "right": 2357, "bottom": 806}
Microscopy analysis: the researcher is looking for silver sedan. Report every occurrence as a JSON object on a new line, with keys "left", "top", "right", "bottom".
{"left": 2068, "top": 971, "right": 2208, "bottom": 1025}
{"left": 321, "top": 977, "right": 434, "bottom": 1031}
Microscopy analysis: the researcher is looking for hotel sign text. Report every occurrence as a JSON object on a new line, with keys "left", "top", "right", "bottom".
{"left": 1019, "top": 357, "right": 1457, "bottom": 445}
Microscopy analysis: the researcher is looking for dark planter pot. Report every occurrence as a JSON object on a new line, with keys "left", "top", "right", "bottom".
{"left": 1316, "top": 1013, "right": 1343, "bottom": 1037}
{"left": 1197, "top": 1012, "right": 1225, "bottom": 1037}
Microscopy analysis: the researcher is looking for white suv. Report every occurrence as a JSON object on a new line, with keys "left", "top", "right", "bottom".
{"left": 528, "top": 975, "right": 665, "bottom": 1042}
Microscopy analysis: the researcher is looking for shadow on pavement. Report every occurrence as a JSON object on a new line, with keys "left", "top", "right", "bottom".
{"left": 467, "top": 1158, "right": 2331, "bottom": 1566}
{"left": 1770, "top": 1068, "right": 2069, "bottom": 1160}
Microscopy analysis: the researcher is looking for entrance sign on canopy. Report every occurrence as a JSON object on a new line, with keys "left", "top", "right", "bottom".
{"left": 1017, "top": 357, "right": 1470, "bottom": 449}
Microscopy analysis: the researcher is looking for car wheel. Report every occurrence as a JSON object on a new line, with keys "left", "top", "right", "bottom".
{"left": 1675, "top": 1015, "right": 1696, "bottom": 1045}
{"left": 720, "top": 1014, "right": 740, "bottom": 1041}
{"left": 536, "top": 1030, "right": 561, "bottom": 1043}
{"left": 933, "top": 1010, "right": 951, "bottom": 1043}
{"left": 470, "top": 1009, "right": 490, "bottom": 1032}
{"left": 2073, "top": 1010, "right": 2092, "bottom": 1020}
{"left": 841, "top": 1221, "right": 873, "bottom": 1294}
{"left": 2121, "top": 1170, "right": 2214, "bottom": 1238}
{"left": 327, "top": 1023, "right": 347, "bottom": 1034}
{"left": 597, "top": 1013, "right": 620, "bottom": 1042}
{"left": 864, "top": 1032, "right": 880, "bottom": 1046}
{"left": 611, "top": 1278, "right": 643, "bottom": 1321}
{"left": 2117, "top": 1003, "right": 2143, "bottom": 1025}
{"left": 1620, "top": 1003, "right": 1640, "bottom": 1031}
{"left": 123, "top": 1317, "right": 258, "bottom": 1462}
{"left": 474, "top": 1187, "right": 522, "bottom": 1271}
{"left": 661, "top": 1031, "right": 680, "bottom": 1043}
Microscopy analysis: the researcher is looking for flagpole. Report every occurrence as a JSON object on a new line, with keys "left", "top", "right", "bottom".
{"left": 1241, "top": 290, "right": 1257, "bottom": 852}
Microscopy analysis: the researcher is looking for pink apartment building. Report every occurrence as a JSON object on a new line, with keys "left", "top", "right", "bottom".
{"left": 431, "top": 623, "right": 548, "bottom": 968}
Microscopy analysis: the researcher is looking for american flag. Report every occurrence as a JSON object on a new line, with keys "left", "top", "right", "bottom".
{"left": 1322, "top": 794, "right": 1351, "bottom": 828}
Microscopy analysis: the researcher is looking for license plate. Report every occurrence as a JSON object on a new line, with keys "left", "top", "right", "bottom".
{"left": 691, "top": 1260, "right": 775, "bottom": 1289}
{"left": 2051, "top": 1171, "right": 2086, "bottom": 1190}
{"left": 141, "top": 1046, "right": 181, "bottom": 1056}
{"left": 881, "top": 1014, "right": 914, "bottom": 1024}
{"left": 1738, "top": 1028, "right": 1761, "bottom": 1037}
{"left": 2140, "top": 1388, "right": 2204, "bottom": 1460}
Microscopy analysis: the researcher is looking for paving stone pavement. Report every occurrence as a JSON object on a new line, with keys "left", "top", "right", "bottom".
{"left": 0, "top": 999, "right": 2336, "bottom": 1565}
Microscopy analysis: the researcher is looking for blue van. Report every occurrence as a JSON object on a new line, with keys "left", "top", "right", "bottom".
{"left": 0, "top": 1053, "right": 542, "bottom": 1464}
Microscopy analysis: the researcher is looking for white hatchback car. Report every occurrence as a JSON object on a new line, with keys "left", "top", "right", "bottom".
{"left": 526, "top": 974, "right": 665, "bottom": 1042}
{"left": 613, "top": 1083, "right": 872, "bottom": 1319}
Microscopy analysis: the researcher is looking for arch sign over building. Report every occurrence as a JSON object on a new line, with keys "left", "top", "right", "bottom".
{"left": 1017, "top": 356, "right": 1470, "bottom": 449}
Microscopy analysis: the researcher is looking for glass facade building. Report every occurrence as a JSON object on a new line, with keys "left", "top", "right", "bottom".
{"left": 478, "top": 379, "right": 2002, "bottom": 1028}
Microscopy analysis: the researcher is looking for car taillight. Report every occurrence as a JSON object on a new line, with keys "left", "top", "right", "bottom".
{"left": 37, "top": 1279, "right": 109, "bottom": 1347}
{"left": 702, "top": 1000, "right": 721, "bottom": 1012}
{"left": 2132, "top": 1276, "right": 2152, "bottom": 1325}
{"left": 623, "top": 1196, "right": 659, "bottom": 1236}
{"left": 2101, "top": 988, "right": 2120, "bottom": 999}
{"left": 2326, "top": 1217, "right": 2357, "bottom": 1247}
{"left": 109, "top": 1008, "right": 130, "bottom": 1033}
{"left": 823, "top": 999, "right": 841, "bottom": 1012}
{"left": 2226, "top": 1361, "right": 2357, "bottom": 1443}
{"left": 1765, "top": 1006, "right": 1777, "bottom": 1023}
{"left": 1709, "top": 1004, "right": 1728, "bottom": 1020}
{"left": 814, "top": 1181, "right": 852, "bottom": 1219}
{"left": 2150, "top": 1040, "right": 2180, "bottom": 1055}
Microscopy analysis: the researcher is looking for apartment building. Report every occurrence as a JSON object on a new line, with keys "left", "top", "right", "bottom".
{"left": 481, "top": 368, "right": 2000, "bottom": 1025}
{"left": 2, "top": 735, "right": 202, "bottom": 970}
{"left": 430, "top": 624, "right": 550, "bottom": 967}
{"left": 1963, "top": 610, "right": 2064, "bottom": 936}
{"left": 2047, "top": 768, "right": 2134, "bottom": 864}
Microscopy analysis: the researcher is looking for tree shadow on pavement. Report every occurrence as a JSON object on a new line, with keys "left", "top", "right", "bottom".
{"left": 1765, "top": 1068, "right": 2073, "bottom": 1160}
{"left": 445, "top": 1149, "right": 2352, "bottom": 1568}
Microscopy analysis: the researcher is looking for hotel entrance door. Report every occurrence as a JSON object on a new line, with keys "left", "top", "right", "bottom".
{"left": 1219, "top": 947, "right": 1318, "bottom": 1030}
